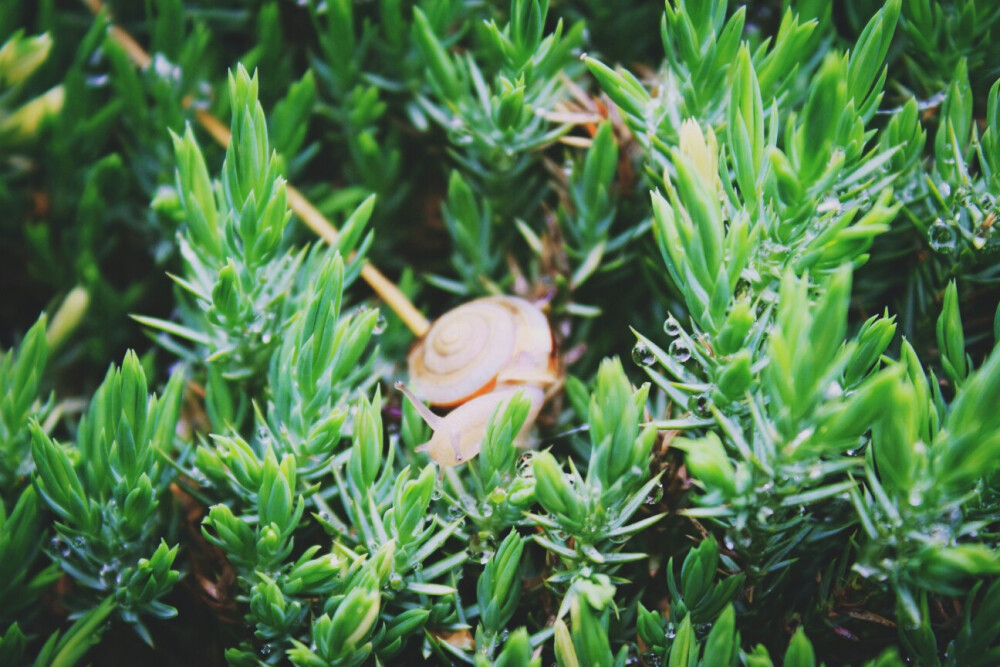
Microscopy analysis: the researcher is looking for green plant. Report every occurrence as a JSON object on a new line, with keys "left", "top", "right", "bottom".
{"left": 2, "top": 0, "right": 1000, "bottom": 664}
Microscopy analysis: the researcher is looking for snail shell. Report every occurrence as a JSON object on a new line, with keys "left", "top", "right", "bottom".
{"left": 407, "top": 296, "right": 555, "bottom": 407}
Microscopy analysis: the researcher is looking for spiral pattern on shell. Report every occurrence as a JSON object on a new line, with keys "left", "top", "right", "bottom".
{"left": 407, "top": 296, "right": 554, "bottom": 407}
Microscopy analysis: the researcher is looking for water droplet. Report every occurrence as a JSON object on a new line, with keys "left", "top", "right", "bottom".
{"left": 930, "top": 524, "right": 951, "bottom": 543}
{"left": 734, "top": 278, "right": 752, "bottom": 300}
{"left": 389, "top": 572, "right": 405, "bottom": 590}
{"left": 258, "top": 643, "right": 274, "bottom": 658}
{"left": 455, "top": 132, "right": 474, "bottom": 146}
{"left": 431, "top": 487, "right": 443, "bottom": 501}
{"left": 631, "top": 341, "right": 655, "bottom": 367}
{"left": 668, "top": 339, "right": 692, "bottom": 363}
{"left": 488, "top": 487, "right": 508, "bottom": 504}
{"left": 497, "top": 148, "right": 517, "bottom": 170}
{"left": 50, "top": 536, "right": 68, "bottom": 557}
{"left": 643, "top": 650, "right": 663, "bottom": 667}
{"left": 472, "top": 533, "right": 497, "bottom": 564}
{"left": 928, "top": 219, "right": 957, "bottom": 253}
{"left": 956, "top": 184, "right": 973, "bottom": 206}
{"left": 763, "top": 239, "right": 789, "bottom": 259}
{"left": 663, "top": 316, "right": 682, "bottom": 337}
{"left": 817, "top": 197, "right": 842, "bottom": 214}
{"left": 938, "top": 181, "right": 952, "bottom": 199}
{"left": 85, "top": 73, "right": 109, "bottom": 88}
{"left": 644, "top": 482, "right": 664, "bottom": 505}
{"left": 481, "top": 502, "right": 495, "bottom": 518}
{"left": 692, "top": 393, "right": 712, "bottom": 417}
{"left": 973, "top": 227, "right": 990, "bottom": 249}
{"left": 373, "top": 313, "right": 387, "bottom": 335}
{"left": 447, "top": 505, "right": 464, "bottom": 521}
{"left": 99, "top": 563, "right": 116, "bottom": 587}
{"left": 151, "top": 53, "right": 181, "bottom": 84}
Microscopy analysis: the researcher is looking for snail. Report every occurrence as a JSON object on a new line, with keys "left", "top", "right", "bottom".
{"left": 399, "top": 296, "right": 557, "bottom": 466}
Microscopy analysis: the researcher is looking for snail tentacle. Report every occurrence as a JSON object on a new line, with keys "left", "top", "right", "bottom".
{"left": 395, "top": 381, "right": 444, "bottom": 429}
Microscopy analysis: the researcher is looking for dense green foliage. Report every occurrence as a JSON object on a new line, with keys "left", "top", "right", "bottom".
{"left": 2, "top": 0, "right": 1000, "bottom": 664}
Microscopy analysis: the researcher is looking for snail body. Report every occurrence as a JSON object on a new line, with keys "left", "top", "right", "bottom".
{"left": 396, "top": 383, "right": 544, "bottom": 466}
{"left": 401, "top": 296, "right": 557, "bottom": 466}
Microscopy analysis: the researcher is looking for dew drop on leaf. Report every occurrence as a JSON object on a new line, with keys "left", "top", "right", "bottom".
{"left": 663, "top": 316, "right": 682, "bottom": 337}
{"left": 692, "top": 393, "right": 712, "bottom": 417}
{"left": 631, "top": 341, "right": 655, "bottom": 367}
{"left": 373, "top": 313, "right": 387, "bottom": 335}
{"left": 817, "top": 197, "right": 841, "bottom": 214}
{"left": 928, "top": 219, "right": 957, "bottom": 253}
{"left": 668, "top": 339, "right": 692, "bottom": 363}
{"left": 644, "top": 482, "right": 663, "bottom": 505}
{"left": 99, "top": 563, "right": 116, "bottom": 587}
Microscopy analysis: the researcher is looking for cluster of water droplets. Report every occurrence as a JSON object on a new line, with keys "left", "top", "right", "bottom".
{"left": 633, "top": 316, "right": 690, "bottom": 369}
{"left": 927, "top": 184, "right": 1000, "bottom": 254}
